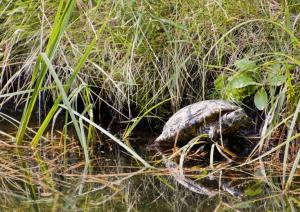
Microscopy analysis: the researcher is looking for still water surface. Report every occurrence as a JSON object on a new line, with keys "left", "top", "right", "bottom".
{"left": 0, "top": 111, "right": 299, "bottom": 211}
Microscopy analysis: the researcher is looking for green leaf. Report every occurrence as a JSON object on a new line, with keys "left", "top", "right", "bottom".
{"left": 229, "top": 72, "right": 259, "bottom": 89}
{"left": 214, "top": 73, "right": 227, "bottom": 92}
{"left": 234, "top": 58, "right": 257, "bottom": 71}
{"left": 244, "top": 181, "right": 264, "bottom": 197}
{"left": 267, "top": 63, "right": 286, "bottom": 86}
{"left": 254, "top": 87, "right": 268, "bottom": 110}
{"left": 245, "top": 186, "right": 263, "bottom": 197}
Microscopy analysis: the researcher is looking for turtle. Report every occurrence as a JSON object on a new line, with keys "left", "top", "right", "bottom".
{"left": 154, "top": 99, "right": 251, "bottom": 146}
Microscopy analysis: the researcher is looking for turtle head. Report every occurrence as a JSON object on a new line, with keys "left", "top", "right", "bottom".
{"left": 222, "top": 108, "right": 252, "bottom": 130}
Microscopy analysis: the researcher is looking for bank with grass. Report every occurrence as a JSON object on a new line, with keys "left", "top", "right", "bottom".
{"left": 1, "top": 0, "right": 300, "bottom": 210}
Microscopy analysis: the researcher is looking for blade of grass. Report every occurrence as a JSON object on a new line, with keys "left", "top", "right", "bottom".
{"left": 59, "top": 104, "right": 152, "bottom": 168}
{"left": 284, "top": 96, "right": 300, "bottom": 190}
{"left": 16, "top": 0, "right": 76, "bottom": 147}
{"left": 123, "top": 97, "right": 172, "bottom": 139}
{"left": 40, "top": 53, "right": 89, "bottom": 163}
{"left": 31, "top": 20, "right": 107, "bottom": 149}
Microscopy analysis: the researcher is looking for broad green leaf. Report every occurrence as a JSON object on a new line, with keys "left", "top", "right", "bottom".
{"left": 226, "top": 85, "right": 258, "bottom": 102}
{"left": 254, "top": 87, "right": 268, "bottom": 110}
{"left": 229, "top": 72, "right": 259, "bottom": 89}
{"left": 234, "top": 58, "right": 257, "bottom": 71}
{"left": 267, "top": 63, "right": 286, "bottom": 86}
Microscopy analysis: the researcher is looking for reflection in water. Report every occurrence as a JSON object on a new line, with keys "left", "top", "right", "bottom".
{"left": 0, "top": 111, "right": 299, "bottom": 211}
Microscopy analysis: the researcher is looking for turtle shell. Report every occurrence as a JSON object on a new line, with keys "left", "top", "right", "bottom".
{"left": 154, "top": 100, "right": 239, "bottom": 144}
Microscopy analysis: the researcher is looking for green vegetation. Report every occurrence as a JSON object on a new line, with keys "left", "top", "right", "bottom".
{"left": 1, "top": 0, "right": 300, "bottom": 210}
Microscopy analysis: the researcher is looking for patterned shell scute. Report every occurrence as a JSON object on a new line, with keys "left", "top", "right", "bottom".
{"left": 155, "top": 100, "right": 239, "bottom": 143}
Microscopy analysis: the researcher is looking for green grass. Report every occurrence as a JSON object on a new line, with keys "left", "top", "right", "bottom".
{"left": 1, "top": 0, "right": 300, "bottom": 209}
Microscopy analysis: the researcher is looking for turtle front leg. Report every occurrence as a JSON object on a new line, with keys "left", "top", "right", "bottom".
{"left": 208, "top": 126, "right": 218, "bottom": 140}
{"left": 209, "top": 125, "right": 228, "bottom": 147}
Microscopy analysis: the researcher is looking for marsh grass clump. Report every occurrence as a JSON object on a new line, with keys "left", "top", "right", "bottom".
{"left": 1, "top": 0, "right": 300, "bottom": 210}
{"left": 2, "top": 1, "right": 299, "bottom": 113}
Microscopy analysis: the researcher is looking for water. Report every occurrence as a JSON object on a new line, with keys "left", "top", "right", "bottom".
{"left": 0, "top": 111, "right": 299, "bottom": 211}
